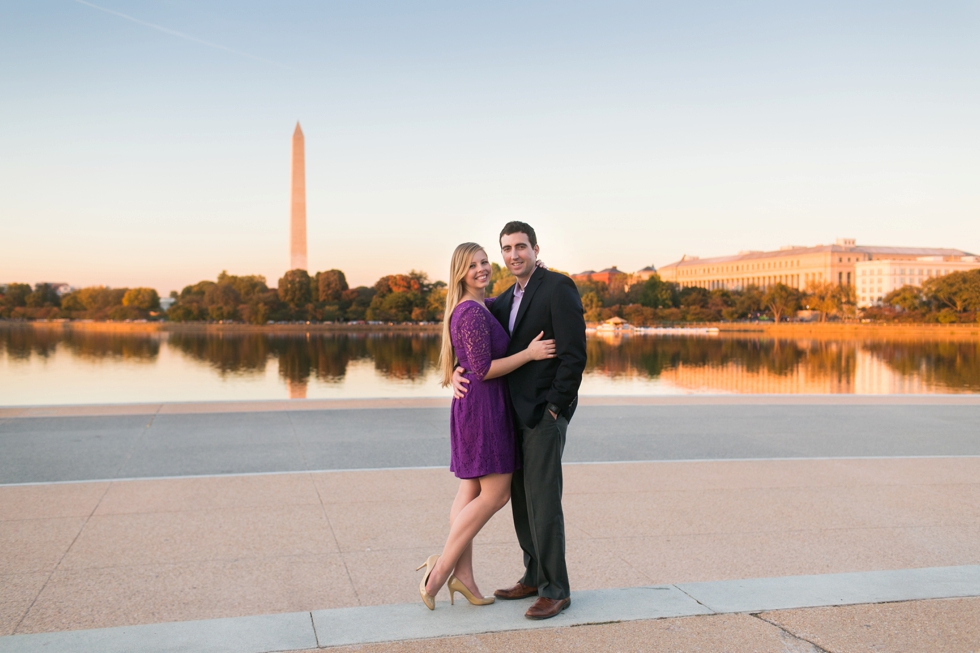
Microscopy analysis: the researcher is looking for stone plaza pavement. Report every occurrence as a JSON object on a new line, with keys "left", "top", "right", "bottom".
{"left": 1, "top": 396, "right": 978, "bottom": 651}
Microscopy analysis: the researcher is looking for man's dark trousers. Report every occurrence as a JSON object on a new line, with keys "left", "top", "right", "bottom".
{"left": 512, "top": 411, "right": 569, "bottom": 600}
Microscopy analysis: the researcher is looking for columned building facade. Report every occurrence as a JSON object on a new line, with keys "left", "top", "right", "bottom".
{"left": 658, "top": 239, "right": 974, "bottom": 292}
{"left": 855, "top": 256, "right": 980, "bottom": 307}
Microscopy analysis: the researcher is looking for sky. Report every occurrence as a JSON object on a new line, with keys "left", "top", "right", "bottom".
{"left": 1, "top": 1, "right": 978, "bottom": 294}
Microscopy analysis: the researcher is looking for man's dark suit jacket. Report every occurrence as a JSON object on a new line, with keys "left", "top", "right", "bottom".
{"left": 489, "top": 267, "right": 587, "bottom": 429}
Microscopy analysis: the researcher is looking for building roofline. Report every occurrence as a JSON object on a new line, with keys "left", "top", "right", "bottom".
{"left": 658, "top": 244, "right": 975, "bottom": 270}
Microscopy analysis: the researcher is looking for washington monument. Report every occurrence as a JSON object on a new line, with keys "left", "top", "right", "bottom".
{"left": 290, "top": 122, "right": 307, "bottom": 271}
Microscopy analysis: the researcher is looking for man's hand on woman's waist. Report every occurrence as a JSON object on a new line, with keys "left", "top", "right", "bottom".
{"left": 451, "top": 366, "right": 469, "bottom": 399}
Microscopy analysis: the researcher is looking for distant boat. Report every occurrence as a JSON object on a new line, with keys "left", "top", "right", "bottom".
{"left": 595, "top": 317, "right": 633, "bottom": 333}
{"left": 635, "top": 326, "right": 720, "bottom": 335}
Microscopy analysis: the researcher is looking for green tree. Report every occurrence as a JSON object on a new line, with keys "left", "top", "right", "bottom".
{"left": 217, "top": 271, "right": 268, "bottom": 302}
{"left": 736, "top": 285, "right": 764, "bottom": 319}
{"left": 883, "top": 285, "right": 925, "bottom": 312}
{"left": 581, "top": 291, "right": 602, "bottom": 322}
{"left": 60, "top": 292, "right": 85, "bottom": 312}
{"left": 923, "top": 269, "right": 980, "bottom": 313}
{"left": 763, "top": 283, "right": 802, "bottom": 324}
{"left": 25, "top": 284, "right": 61, "bottom": 308}
{"left": 637, "top": 275, "right": 675, "bottom": 309}
{"left": 368, "top": 291, "right": 419, "bottom": 322}
{"left": 203, "top": 284, "right": 241, "bottom": 321}
{"left": 342, "top": 286, "right": 375, "bottom": 321}
{"left": 278, "top": 269, "right": 313, "bottom": 307}
{"left": 679, "top": 286, "right": 710, "bottom": 309}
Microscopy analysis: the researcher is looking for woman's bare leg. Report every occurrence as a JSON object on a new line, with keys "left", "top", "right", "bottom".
{"left": 426, "top": 473, "right": 511, "bottom": 597}
{"left": 447, "top": 480, "right": 480, "bottom": 590}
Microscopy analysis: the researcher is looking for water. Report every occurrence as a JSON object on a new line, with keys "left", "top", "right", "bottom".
{"left": 1, "top": 326, "right": 978, "bottom": 406}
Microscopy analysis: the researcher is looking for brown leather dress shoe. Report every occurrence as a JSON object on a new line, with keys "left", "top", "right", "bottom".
{"left": 493, "top": 582, "right": 538, "bottom": 600}
{"left": 525, "top": 596, "right": 571, "bottom": 619}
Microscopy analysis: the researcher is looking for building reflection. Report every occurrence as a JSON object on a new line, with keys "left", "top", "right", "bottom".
{"left": 599, "top": 335, "right": 979, "bottom": 394}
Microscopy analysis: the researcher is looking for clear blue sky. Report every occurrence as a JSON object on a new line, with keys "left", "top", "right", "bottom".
{"left": 2, "top": 1, "right": 977, "bottom": 293}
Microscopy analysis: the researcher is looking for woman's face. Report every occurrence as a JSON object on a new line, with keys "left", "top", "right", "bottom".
{"left": 463, "top": 250, "right": 492, "bottom": 293}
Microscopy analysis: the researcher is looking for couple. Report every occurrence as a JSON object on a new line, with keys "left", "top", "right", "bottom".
{"left": 418, "top": 221, "right": 587, "bottom": 620}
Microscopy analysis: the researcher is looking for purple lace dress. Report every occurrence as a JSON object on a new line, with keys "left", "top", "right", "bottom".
{"left": 448, "top": 300, "right": 518, "bottom": 479}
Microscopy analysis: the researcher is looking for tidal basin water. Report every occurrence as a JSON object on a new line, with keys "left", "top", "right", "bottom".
{"left": 1, "top": 327, "right": 978, "bottom": 406}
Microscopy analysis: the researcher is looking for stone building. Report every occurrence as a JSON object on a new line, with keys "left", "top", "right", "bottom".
{"left": 657, "top": 239, "right": 974, "bottom": 292}
{"left": 855, "top": 256, "right": 980, "bottom": 307}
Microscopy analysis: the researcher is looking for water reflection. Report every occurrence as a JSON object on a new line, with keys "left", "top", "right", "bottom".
{"left": 167, "top": 332, "right": 440, "bottom": 384}
{"left": 1, "top": 327, "right": 161, "bottom": 363}
{"left": 2, "top": 326, "right": 979, "bottom": 403}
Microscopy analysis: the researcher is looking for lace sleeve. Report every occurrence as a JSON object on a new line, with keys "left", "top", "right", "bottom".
{"left": 453, "top": 303, "right": 493, "bottom": 380}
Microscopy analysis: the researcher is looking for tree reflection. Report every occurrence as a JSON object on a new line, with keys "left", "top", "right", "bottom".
{"left": 366, "top": 334, "right": 440, "bottom": 381}
{"left": 1, "top": 326, "right": 161, "bottom": 363}
{"left": 864, "top": 340, "right": 980, "bottom": 392}
{"left": 586, "top": 335, "right": 859, "bottom": 389}
{"left": 166, "top": 332, "right": 440, "bottom": 385}
{"left": 2, "top": 327, "right": 978, "bottom": 394}
{"left": 168, "top": 333, "right": 270, "bottom": 375}
{"left": 0, "top": 326, "right": 62, "bottom": 360}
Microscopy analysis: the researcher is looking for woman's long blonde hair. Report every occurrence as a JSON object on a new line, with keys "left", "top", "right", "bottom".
{"left": 439, "top": 242, "right": 487, "bottom": 387}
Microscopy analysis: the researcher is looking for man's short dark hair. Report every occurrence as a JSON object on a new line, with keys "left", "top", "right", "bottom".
{"left": 499, "top": 221, "right": 537, "bottom": 248}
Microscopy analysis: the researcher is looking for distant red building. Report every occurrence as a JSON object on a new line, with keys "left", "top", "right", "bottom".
{"left": 571, "top": 267, "right": 624, "bottom": 285}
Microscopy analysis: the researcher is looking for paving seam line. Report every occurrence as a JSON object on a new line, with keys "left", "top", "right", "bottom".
{"left": 1, "top": 565, "right": 977, "bottom": 653}
{"left": 2, "top": 393, "right": 979, "bottom": 419}
{"left": 3, "top": 454, "right": 979, "bottom": 488}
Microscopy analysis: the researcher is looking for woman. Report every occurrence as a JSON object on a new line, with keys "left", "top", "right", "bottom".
{"left": 417, "top": 242, "right": 555, "bottom": 609}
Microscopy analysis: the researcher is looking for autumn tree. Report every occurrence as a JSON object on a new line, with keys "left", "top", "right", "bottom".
{"left": 426, "top": 284, "right": 448, "bottom": 322}
{"left": 122, "top": 288, "right": 160, "bottom": 311}
{"left": 805, "top": 282, "right": 854, "bottom": 322}
{"left": 367, "top": 272, "right": 428, "bottom": 322}
{"left": 488, "top": 263, "right": 516, "bottom": 297}
{"left": 316, "top": 270, "right": 349, "bottom": 303}
{"left": 1, "top": 283, "right": 31, "bottom": 310}
{"left": 581, "top": 292, "right": 603, "bottom": 322}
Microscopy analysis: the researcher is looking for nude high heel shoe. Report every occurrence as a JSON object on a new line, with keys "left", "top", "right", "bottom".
{"left": 416, "top": 555, "right": 439, "bottom": 610}
{"left": 448, "top": 575, "right": 495, "bottom": 606}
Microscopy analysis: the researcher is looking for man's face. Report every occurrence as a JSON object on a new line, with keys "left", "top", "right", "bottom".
{"left": 500, "top": 232, "right": 539, "bottom": 281}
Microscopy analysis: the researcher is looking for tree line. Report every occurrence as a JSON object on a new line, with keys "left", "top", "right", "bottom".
{"left": 0, "top": 283, "right": 161, "bottom": 320}
{"left": 574, "top": 268, "right": 980, "bottom": 325}
{"left": 3, "top": 267, "right": 978, "bottom": 324}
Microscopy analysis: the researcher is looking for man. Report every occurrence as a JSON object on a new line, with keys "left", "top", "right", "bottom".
{"left": 453, "top": 221, "right": 587, "bottom": 620}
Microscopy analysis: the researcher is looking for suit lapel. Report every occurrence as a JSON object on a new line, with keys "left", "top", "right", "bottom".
{"left": 487, "top": 284, "right": 512, "bottom": 331}
{"left": 512, "top": 268, "right": 544, "bottom": 336}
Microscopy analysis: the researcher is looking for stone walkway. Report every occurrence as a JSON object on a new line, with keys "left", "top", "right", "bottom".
{"left": 3, "top": 457, "right": 978, "bottom": 638}
{"left": 307, "top": 597, "right": 980, "bottom": 653}
{"left": 2, "top": 396, "right": 978, "bottom": 651}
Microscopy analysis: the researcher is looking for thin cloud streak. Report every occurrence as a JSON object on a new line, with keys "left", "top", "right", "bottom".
{"left": 70, "top": 0, "right": 290, "bottom": 70}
